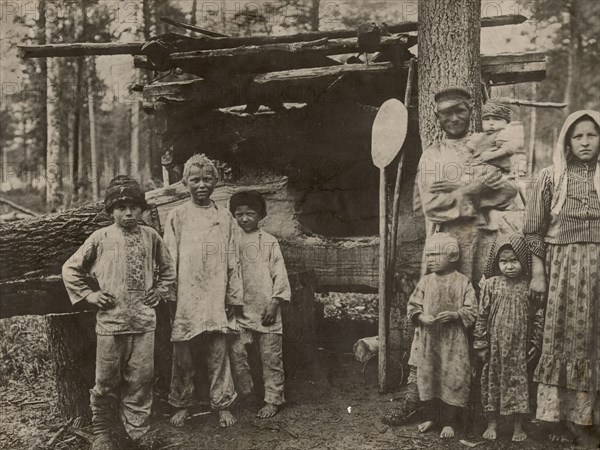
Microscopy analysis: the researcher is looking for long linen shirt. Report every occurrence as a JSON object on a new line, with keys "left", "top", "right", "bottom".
{"left": 62, "top": 224, "right": 176, "bottom": 335}
{"left": 237, "top": 229, "right": 291, "bottom": 334}
{"left": 523, "top": 161, "right": 600, "bottom": 259}
{"left": 407, "top": 271, "right": 477, "bottom": 407}
{"left": 415, "top": 137, "right": 518, "bottom": 228}
{"left": 164, "top": 201, "right": 243, "bottom": 341}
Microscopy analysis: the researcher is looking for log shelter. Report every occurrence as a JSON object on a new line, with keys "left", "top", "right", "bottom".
{"left": 6, "top": 14, "right": 547, "bottom": 416}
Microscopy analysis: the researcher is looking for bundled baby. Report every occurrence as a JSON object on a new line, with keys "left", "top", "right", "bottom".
{"left": 466, "top": 102, "right": 522, "bottom": 175}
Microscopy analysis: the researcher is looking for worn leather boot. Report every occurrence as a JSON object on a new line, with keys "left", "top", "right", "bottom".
{"left": 90, "top": 391, "right": 116, "bottom": 450}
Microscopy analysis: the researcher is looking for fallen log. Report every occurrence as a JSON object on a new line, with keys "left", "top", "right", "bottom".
{"left": 19, "top": 15, "right": 526, "bottom": 58}
{"left": 0, "top": 178, "right": 386, "bottom": 319}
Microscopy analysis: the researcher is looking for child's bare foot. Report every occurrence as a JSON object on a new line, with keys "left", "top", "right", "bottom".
{"left": 440, "top": 426, "right": 455, "bottom": 439}
{"left": 218, "top": 410, "right": 237, "bottom": 428}
{"left": 512, "top": 428, "right": 528, "bottom": 442}
{"left": 257, "top": 404, "right": 279, "bottom": 419}
{"left": 512, "top": 417, "right": 527, "bottom": 442}
{"left": 483, "top": 421, "right": 497, "bottom": 440}
{"left": 418, "top": 421, "right": 435, "bottom": 433}
{"left": 169, "top": 408, "right": 188, "bottom": 427}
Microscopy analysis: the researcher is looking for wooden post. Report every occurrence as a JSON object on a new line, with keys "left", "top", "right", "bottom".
{"left": 527, "top": 93, "right": 538, "bottom": 176}
{"left": 153, "top": 102, "right": 182, "bottom": 186}
{"left": 281, "top": 271, "right": 318, "bottom": 375}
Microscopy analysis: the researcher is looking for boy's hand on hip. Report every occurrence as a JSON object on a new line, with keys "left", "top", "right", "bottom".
{"left": 87, "top": 291, "right": 115, "bottom": 310}
{"left": 261, "top": 300, "right": 280, "bottom": 326}
{"left": 144, "top": 290, "right": 161, "bottom": 308}
{"left": 434, "top": 311, "right": 459, "bottom": 323}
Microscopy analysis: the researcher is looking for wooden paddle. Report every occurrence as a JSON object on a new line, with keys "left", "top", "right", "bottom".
{"left": 371, "top": 98, "right": 409, "bottom": 392}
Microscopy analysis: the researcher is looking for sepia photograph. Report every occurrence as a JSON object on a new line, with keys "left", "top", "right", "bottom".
{"left": 0, "top": 0, "right": 598, "bottom": 449}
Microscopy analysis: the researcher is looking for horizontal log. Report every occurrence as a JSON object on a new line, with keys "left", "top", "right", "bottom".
{"left": 143, "top": 52, "right": 546, "bottom": 109}
{"left": 19, "top": 42, "right": 143, "bottom": 58}
{"left": 137, "top": 35, "right": 416, "bottom": 76}
{"left": 0, "top": 238, "right": 378, "bottom": 319}
{"left": 19, "top": 15, "right": 526, "bottom": 58}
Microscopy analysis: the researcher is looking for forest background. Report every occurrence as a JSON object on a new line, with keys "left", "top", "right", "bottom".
{"left": 0, "top": 0, "right": 599, "bottom": 212}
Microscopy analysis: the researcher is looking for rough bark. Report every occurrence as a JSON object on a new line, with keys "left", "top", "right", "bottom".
{"left": 45, "top": 14, "right": 61, "bottom": 208}
{"left": 418, "top": 0, "right": 483, "bottom": 148}
{"left": 45, "top": 311, "right": 96, "bottom": 419}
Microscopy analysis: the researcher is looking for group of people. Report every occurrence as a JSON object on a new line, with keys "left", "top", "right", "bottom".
{"left": 63, "top": 154, "right": 291, "bottom": 450}
{"left": 60, "top": 85, "right": 599, "bottom": 449}
{"left": 396, "top": 87, "right": 599, "bottom": 446}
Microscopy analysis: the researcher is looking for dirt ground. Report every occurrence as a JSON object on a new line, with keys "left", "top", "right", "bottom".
{"left": 0, "top": 349, "right": 579, "bottom": 450}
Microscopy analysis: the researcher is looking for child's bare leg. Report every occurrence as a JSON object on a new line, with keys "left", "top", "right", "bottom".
{"left": 169, "top": 408, "right": 189, "bottom": 427}
{"left": 169, "top": 341, "right": 196, "bottom": 428}
{"left": 218, "top": 410, "right": 237, "bottom": 428}
{"left": 512, "top": 415, "right": 527, "bottom": 442}
{"left": 207, "top": 334, "right": 238, "bottom": 427}
{"left": 258, "top": 333, "right": 284, "bottom": 419}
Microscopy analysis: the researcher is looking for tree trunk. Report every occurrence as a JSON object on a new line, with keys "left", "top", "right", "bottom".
{"left": 36, "top": 0, "right": 47, "bottom": 189}
{"left": 310, "top": 0, "right": 320, "bottom": 32}
{"left": 563, "top": 1, "right": 580, "bottom": 115}
{"left": 417, "top": 0, "right": 483, "bottom": 148}
{"left": 46, "top": 311, "right": 96, "bottom": 419}
{"left": 87, "top": 57, "right": 99, "bottom": 201}
{"left": 45, "top": 12, "right": 62, "bottom": 209}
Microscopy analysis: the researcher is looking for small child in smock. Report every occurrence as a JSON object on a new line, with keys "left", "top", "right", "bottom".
{"left": 408, "top": 233, "right": 478, "bottom": 439}
{"left": 474, "top": 232, "right": 543, "bottom": 442}
{"left": 228, "top": 190, "right": 291, "bottom": 419}
{"left": 62, "top": 176, "right": 176, "bottom": 450}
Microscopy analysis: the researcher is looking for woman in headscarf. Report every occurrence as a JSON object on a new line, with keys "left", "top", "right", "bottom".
{"left": 524, "top": 110, "right": 600, "bottom": 446}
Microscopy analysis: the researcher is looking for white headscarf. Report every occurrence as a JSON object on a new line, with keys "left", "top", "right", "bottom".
{"left": 551, "top": 110, "right": 600, "bottom": 215}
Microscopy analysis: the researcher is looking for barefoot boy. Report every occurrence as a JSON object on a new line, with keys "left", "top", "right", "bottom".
{"left": 62, "top": 176, "right": 176, "bottom": 450}
{"left": 407, "top": 233, "right": 477, "bottom": 439}
{"left": 164, "top": 154, "right": 242, "bottom": 428}
{"left": 228, "top": 190, "right": 291, "bottom": 418}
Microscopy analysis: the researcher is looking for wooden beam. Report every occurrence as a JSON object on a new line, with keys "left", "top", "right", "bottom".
{"left": 482, "top": 52, "right": 546, "bottom": 85}
{"left": 19, "top": 42, "right": 143, "bottom": 58}
{"left": 136, "top": 35, "right": 415, "bottom": 76}
{"left": 19, "top": 15, "right": 526, "bottom": 58}
{"left": 143, "top": 52, "right": 546, "bottom": 110}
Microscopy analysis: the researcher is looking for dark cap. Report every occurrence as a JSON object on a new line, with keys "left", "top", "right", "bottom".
{"left": 434, "top": 87, "right": 471, "bottom": 112}
{"left": 104, "top": 175, "right": 149, "bottom": 213}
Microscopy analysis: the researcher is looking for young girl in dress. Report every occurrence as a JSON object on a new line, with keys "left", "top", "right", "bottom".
{"left": 408, "top": 233, "right": 478, "bottom": 439}
{"left": 474, "top": 232, "right": 544, "bottom": 442}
